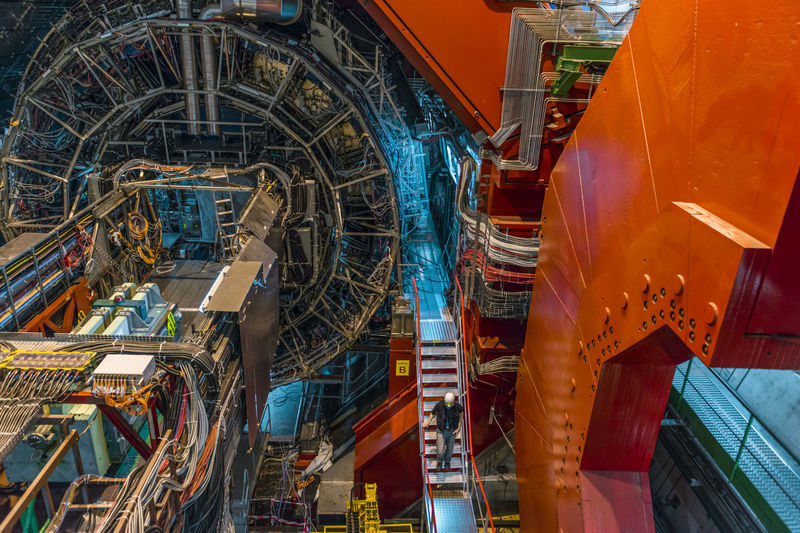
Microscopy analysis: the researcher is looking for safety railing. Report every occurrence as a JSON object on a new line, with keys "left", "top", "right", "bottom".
{"left": 413, "top": 277, "right": 438, "bottom": 533}
{"left": 455, "top": 333, "right": 470, "bottom": 494}
{"left": 0, "top": 415, "right": 84, "bottom": 533}
{"left": 454, "top": 277, "right": 496, "bottom": 533}
{"left": 672, "top": 358, "right": 800, "bottom": 531}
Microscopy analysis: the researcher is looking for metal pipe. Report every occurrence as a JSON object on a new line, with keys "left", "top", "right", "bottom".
{"left": 176, "top": 0, "right": 201, "bottom": 136}
{"left": 200, "top": 5, "right": 222, "bottom": 136}
{"left": 304, "top": 180, "right": 320, "bottom": 286}
{"left": 219, "top": 0, "right": 302, "bottom": 24}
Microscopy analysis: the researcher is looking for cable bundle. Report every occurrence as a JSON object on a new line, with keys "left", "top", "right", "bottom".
{"left": 0, "top": 368, "right": 83, "bottom": 461}
{"left": 478, "top": 356, "right": 521, "bottom": 376}
{"left": 457, "top": 157, "right": 540, "bottom": 268}
{"left": 126, "top": 211, "right": 162, "bottom": 265}
{"left": 92, "top": 376, "right": 153, "bottom": 416}
{"left": 457, "top": 248, "right": 536, "bottom": 285}
{"left": 95, "top": 361, "right": 209, "bottom": 533}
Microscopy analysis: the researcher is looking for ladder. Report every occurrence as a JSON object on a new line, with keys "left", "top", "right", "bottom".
{"left": 213, "top": 174, "right": 238, "bottom": 260}
{"left": 414, "top": 278, "right": 480, "bottom": 533}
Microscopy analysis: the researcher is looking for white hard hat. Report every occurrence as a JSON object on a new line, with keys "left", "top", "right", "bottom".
{"left": 444, "top": 392, "right": 456, "bottom": 404}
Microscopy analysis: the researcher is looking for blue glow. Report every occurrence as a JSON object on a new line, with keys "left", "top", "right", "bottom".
{"left": 445, "top": 142, "right": 460, "bottom": 184}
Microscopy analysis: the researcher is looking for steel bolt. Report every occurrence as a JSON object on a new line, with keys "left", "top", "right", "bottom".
{"left": 672, "top": 274, "right": 685, "bottom": 296}
{"left": 703, "top": 302, "right": 718, "bottom": 325}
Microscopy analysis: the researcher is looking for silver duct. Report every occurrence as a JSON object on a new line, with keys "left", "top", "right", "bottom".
{"left": 200, "top": 5, "right": 222, "bottom": 137}
{"left": 184, "top": 0, "right": 303, "bottom": 137}
{"left": 197, "top": 0, "right": 302, "bottom": 137}
{"left": 219, "top": 0, "right": 303, "bottom": 24}
{"left": 176, "top": 0, "right": 200, "bottom": 136}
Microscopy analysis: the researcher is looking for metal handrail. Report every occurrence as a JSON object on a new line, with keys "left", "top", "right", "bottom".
{"left": 674, "top": 361, "right": 800, "bottom": 517}
{"left": 413, "top": 277, "right": 438, "bottom": 533}
{"left": 455, "top": 277, "right": 496, "bottom": 533}
{"left": 455, "top": 335, "right": 469, "bottom": 494}
{"left": 707, "top": 365, "right": 800, "bottom": 468}
{"left": 677, "top": 361, "right": 800, "bottom": 470}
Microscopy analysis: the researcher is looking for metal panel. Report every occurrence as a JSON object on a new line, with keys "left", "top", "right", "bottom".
{"left": 430, "top": 496, "right": 478, "bottom": 532}
{"left": 238, "top": 188, "right": 279, "bottom": 241}
{"left": 205, "top": 242, "right": 279, "bottom": 447}
{"left": 419, "top": 320, "right": 457, "bottom": 342}
{"left": 0, "top": 232, "right": 47, "bottom": 265}
{"left": 357, "top": 0, "right": 515, "bottom": 133}
{"left": 238, "top": 259, "right": 278, "bottom": 447}
{"left": 205, "top": 261, "right": 262, "bottom": 314}
{"left": 237, "top": 237, "right": 278, "bottom": 283}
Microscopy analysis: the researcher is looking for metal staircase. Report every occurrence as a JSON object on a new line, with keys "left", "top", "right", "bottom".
{"left": 420, "top": 338, "right": 467, "bottom": 486}
{"left": 413, "top": 279, "right": 494, "bottom": 533}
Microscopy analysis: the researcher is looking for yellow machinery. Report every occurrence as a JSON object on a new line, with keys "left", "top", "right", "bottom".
{"left": 323, "top": 483, "right": 414, "bottom": 533}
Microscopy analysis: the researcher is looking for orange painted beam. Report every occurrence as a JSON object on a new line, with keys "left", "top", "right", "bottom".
{"left": 358, "top": 0, "right": 525, "bottom": 134}
{"left": 354, "top": 393, "right": 418, "bottom": 473}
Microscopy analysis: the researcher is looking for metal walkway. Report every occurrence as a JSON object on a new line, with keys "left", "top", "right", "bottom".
{"left": 673, "top": 359, "right": 800, "bottom": 531}
{"left": 426, "top": 492, "right": 480, "bottom": 533}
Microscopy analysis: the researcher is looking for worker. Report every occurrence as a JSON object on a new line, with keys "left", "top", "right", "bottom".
{"left": 423, "top": 391, "right": 463, "bottom": 470}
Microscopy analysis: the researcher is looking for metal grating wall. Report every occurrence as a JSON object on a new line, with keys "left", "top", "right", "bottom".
{"left": 673, "top": 360, "right": 800, "bottom": 531}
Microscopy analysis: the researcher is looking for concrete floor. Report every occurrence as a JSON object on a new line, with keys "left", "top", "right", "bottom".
{"left": 316, "top": 450, "right": 355, "bottom": 515}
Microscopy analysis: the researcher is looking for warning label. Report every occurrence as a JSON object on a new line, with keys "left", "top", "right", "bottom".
{"left": 396, "top": 359, "right": 410, "bottom": 376}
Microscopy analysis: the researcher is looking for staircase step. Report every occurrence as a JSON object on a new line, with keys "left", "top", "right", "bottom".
{"left": 426, "top": 457, "right": 463, "bottom": 470}
{"left": 429, "top": 496, "right": 479, "bottom": 532}
{"left": 422, "top": 374, "right": 458, "bottom": 384}
{"left": 426, "top": 471, "right": 464, "bottom": 484}
{"left": 419, "top": 319, "right": 457, "bottom": 342}
{"left": 421, "top": 345, "right": 457, "bottom": 356}
{"left": 422, "top": 387, "right": 457, "bottom": 398}
{"left": 423, "top": 401, "right": 438, "bottom": 412}
{"left": 424, "top": 430, "right": 462, "bottom": 442}
{"left": 425, "top": 444, "right": 462, "bottom": 455}
{"left": 421, "top": 360, "right": 457, "bottom": 370}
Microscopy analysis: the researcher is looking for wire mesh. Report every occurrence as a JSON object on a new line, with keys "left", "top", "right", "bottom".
{"left": 673, "top": 360, "right": 800, "bottom": 530}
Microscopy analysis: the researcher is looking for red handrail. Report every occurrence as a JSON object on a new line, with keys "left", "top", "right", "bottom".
{"left": 413, "top": 277, "right": 438, "bottom": 533}
{"left": 455, "top": 276, "right": 496, "bottom": 533}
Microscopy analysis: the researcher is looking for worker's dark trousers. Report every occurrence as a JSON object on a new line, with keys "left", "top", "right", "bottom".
{"left": 436, "top": 429, "right": 455, "bottom": 469}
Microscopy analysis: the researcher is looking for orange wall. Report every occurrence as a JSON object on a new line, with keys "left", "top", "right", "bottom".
{"left": 516, "top": 0, "right": 800, "bottom": 530}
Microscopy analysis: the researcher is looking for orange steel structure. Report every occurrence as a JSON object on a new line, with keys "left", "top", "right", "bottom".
{"left": 363, "top": 0, "right": 800, "bottom": 531}
{"left": 515, "top": 0, "right": 800, "bottom": 530}
{"left": 21, "top": 278, "right": 95, "bottom": 336}
{"left": 357, "top": 0, "right": 518, "bottom": 134}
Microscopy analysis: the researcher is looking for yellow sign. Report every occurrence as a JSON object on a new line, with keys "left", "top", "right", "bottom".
{"left": 166, "top": 312, "right": 176, "bottom": 336}
{"left": 396, "top": 359, "right": 409, "bottom": 376}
